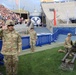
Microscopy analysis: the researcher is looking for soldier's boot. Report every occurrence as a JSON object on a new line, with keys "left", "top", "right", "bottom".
{"left": 30, "top": 45, "right": 32, "bottom": 51}
{"left": 32, "top": 45, "right": 35, "bottom": 52}
{"left": 31, "top": 45, "right": 34, "bottom": 52}
{"left": 31, "top": 48, "right": 34, "bottom": 52}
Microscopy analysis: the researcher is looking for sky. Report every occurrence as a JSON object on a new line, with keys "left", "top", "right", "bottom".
{"left": 0, "top": 0, "right": 41, "bottom": 12}
{"left": 0, "top": 0, "right": 72, "bottom": 12}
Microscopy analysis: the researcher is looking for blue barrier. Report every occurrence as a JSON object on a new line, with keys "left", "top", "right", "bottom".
{"left": 53, "top": 27, "right": 76, "bottom": 41}
{"left": 0, "top": 53, "right": 4, "bottom": 65}
{"left": 22, "top": 36, "right": 30, "bottom": 50}
{"left": 0, "top": 40, "right": 2, "bottom": 51}
{"left": 0, "top": 34, "right": 52, "bottom": 51}
{"left": 53, "top": 27, "right": 76, "bottom": 35}
{"left": 22, "top": 34, "right": 51, "bottom": 50}
{"left": 0, "top": 40, "right": 4, "bottom": 65}
{"left": 40, "top": 34, "right": 51, "bottom": 45}
{"left": 51, "top": 30, "right": 59, "bottom": 42}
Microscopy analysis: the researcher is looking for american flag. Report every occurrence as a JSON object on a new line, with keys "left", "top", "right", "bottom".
{"left": 8, "top": 0, "right": 19, "bottom": 6}
{"left": 15, "top": 0, "right": 19, "bottom": 6}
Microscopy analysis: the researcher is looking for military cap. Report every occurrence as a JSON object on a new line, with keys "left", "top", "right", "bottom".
{"left": 5, "top": 20, "right": 15, "bottom": 26}
{"left": 67, "top": 33, "right": 72, "bottom": 36}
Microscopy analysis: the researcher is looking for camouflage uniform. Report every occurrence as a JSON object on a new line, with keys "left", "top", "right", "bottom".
{"left": 64, "top": 33, "right": 72, "bottom": 52}
{"left": 29, "top": 27, "right": 37, "bottom": 52}
{"left": 0, "top": 20, "right": 22, "bottom": 75}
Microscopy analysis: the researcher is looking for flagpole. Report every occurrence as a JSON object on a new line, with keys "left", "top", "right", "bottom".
{"left": 16, "top": 0, "right": 20, "bottom": 16}
{"left": 18, "top": 0, "right": 21, "bottom": 17}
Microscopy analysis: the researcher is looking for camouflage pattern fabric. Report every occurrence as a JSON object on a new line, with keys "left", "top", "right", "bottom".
{"left": 64, "top": 38, "right": 72, "bottom": 48}
{"left": 0, "top": 28, "right": 22, "bottom": 75}
{"left": 64, "top": 37, "right": 72, "bottom": 52}
{"left": 29, "top": 30, "right": 37, "bottom": 52}
{"left": 4, "top": 55, "right": 18, "bottom": 75}
{"left": 0, "top": 29, "right": 22, "bottom": 55}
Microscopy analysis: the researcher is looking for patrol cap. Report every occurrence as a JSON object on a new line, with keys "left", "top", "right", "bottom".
{"left": 30, "top": 27, "right": 34, "bottom": 29}
{"left": 5, "top": 20, "right": 15, "bottom": 26}
{"left": 67, "top": 33, "right": 72, "bottom": 36}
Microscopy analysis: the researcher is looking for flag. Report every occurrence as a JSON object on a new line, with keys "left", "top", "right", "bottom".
{"left": 15, "top": 0, "right": 19, "bottom": 6}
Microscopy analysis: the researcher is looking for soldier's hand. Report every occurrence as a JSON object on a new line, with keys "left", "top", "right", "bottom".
{"left": 2, "top": 25, "right": 7, "bottom": 30}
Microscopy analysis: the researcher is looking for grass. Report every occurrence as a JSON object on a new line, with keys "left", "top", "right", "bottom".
{"left": 0, "top": 46, "right": 76, "bottom": 75}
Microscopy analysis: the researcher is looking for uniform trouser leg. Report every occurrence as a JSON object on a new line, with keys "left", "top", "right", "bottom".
{"left": 30, "top": 40, "right": 35, "bottom": 52}
{"left": 31, "top": 44, "right": 34, "bottom": 52}
{"left": 31, "top": 45, "right": 35, "bottom": 52}
{"left": 4, "top": 55, "right": 18, "bottom": 75}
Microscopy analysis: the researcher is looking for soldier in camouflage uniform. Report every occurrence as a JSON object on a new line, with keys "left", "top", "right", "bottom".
{"left": 29, "top": 27, "right": 37, "bottom": 52}
{"left": 0, "top": 20, "right": 22, "bottom": 75}
{"left": 64, "top": 33, "right": 73, "bottom": 52}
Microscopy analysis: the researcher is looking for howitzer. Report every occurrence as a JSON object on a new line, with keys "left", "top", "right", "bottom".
{"left": 59, "top": 45, "right": 76, "bottom": 71}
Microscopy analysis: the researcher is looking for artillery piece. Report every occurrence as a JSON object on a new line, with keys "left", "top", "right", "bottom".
{"left": 59, "top": 42, "right": 76, "bottom": 71}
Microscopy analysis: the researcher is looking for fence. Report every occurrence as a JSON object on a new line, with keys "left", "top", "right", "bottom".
{"left": 53, "top": 27, "right": 76, "bottom": 35}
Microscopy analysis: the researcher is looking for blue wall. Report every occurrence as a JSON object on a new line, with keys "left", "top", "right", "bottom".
{"left": 53, "top": 27, "right": 76, "bottom": 35}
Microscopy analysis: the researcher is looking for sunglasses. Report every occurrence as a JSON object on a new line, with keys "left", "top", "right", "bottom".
{"left": 8, "top": 25, "right": 14, "bottom": 26}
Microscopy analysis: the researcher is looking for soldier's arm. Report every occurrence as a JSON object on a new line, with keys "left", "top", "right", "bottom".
{"left": 35, "top": 32, "right": 37, "bottom": 40}
{"left": 64, "top": 39, "right": 72, "bottom": 48}
{"left": 64, "top": 40, "right": 67, "bottom": 47}
{"left": 17, "top": 34, "right": 22, "bottom": 53}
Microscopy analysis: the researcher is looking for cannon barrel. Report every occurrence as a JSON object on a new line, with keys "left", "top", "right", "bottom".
{"left": 62, "top": 50, "right": 71, "bottom": 62}
{"left": 70, "top": 54, "right": 76, "bottom": 64}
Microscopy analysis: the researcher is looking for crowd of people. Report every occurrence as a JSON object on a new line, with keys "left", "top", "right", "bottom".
{"left": 0, "top": 5, "right": 25, "bottom": 28}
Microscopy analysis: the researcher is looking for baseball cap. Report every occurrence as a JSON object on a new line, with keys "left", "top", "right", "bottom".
{"left": 67, "top": 33, "right": 72, "bottom": 36}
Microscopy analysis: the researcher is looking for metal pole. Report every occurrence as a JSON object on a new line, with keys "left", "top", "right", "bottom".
{"left": 19, "top": 0, "right": 21, "bottom": 17}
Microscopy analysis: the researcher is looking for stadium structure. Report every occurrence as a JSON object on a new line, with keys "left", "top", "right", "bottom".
{"left": 41, "top": 0, "right": 76, "bottom": 33}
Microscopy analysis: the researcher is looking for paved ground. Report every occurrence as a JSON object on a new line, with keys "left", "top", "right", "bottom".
{"left": 19, "top": 42, "right": 64, "bottom": 56}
